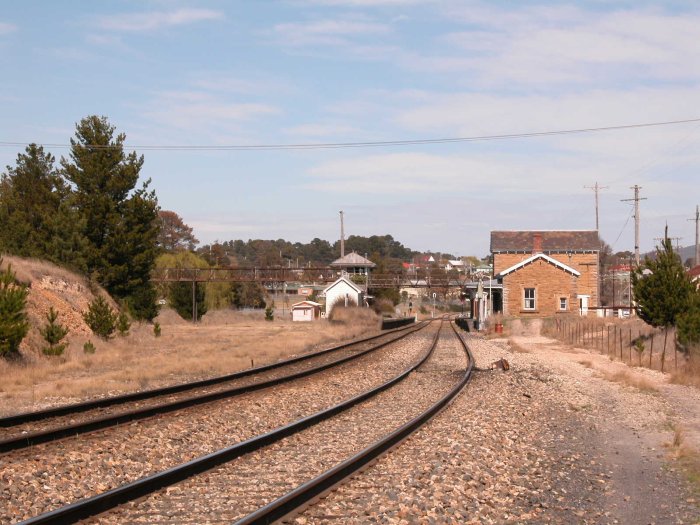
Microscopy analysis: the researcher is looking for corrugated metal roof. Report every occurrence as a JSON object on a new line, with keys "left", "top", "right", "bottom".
{"left": 491, "top": 230, "right": 599, "bottom": 252}
{"left": 330, "top": 252, "right": 377, "bottom": 267}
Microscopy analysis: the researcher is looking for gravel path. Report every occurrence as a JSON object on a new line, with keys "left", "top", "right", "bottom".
{"left": 296, "top": 331, "right": 700, "bottom": 524}
{"left": 0, "top": 326, "right": 430, "bottom": 524}
{"left": 88, "top": 321, "right": 467, "bottom": 524}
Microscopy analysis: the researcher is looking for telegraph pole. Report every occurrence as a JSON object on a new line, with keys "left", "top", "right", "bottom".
{"left": 689, "top": 205, "right": 700, "bottom": 266}
{"left": 621, "top": 185, "right": 647, "bottom": 266}
{"left": 584, "top": 182, "right": 608, "bottom": 231}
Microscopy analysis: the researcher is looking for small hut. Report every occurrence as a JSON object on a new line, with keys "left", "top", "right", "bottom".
{"left": 291, "top": 300, "right": 322, "bottom": 322}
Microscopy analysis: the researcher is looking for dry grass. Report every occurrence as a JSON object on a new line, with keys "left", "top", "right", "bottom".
{"left": 600, "top": 369, "right": 658, "bottom": 392}
{"left": 670, "top": 354, "right": 700, "bottom": 389}
{"left": 507, "top": 339, "right": 531, "bottom": 353}
{"left": 0, "top": 308, "right": 382, "bottom": 416}
{"left": 577, "top": 359, "right": 594, "bottom": 368}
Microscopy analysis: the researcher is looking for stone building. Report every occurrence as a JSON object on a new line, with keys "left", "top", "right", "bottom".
{"left": 491, "top": 230, "right": 600, "bottom": 317}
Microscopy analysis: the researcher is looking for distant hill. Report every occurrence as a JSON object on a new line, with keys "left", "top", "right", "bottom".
{"left": 643, "top": 243, "right": 698, "bottom": 265}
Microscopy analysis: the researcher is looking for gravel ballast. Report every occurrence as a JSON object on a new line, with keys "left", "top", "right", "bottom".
{"left": 296, "top": 332, "right": 700, "bottom": 524}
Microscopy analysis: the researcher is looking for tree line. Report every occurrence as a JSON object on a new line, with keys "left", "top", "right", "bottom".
{"left": 0, "top": 116, "right": 159, "bottom": 320}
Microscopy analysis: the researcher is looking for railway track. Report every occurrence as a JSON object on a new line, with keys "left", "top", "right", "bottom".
{"left": 0, "top": 321, "right": 425, "bottom": 451}
{"left": 8, "top": 318, "right": 472, "bottom": 525}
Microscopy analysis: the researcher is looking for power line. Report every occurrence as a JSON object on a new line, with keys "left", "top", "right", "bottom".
{"left": 1, "top": 117, "right": 700, "bottom": 152}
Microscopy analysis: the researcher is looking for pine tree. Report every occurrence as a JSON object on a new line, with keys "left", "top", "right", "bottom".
{"left": 0, "top": 144, "right": 86, "bottom": 269}
{"left": 169, "top": 281, "right": 207, "bottom": 321}
{"left": 632, "top": 229, "right": 696, "bottom": 369}
{"left": 632, "top": 230, "right": 694, "bottom": 329}
{"left": 40, "top": 307, "right": 69, "bottom": 356}
{"left": 83, "top": 296, "right": 118, "bottom": 340}
{"left": 61, "top": 116, "right": 159, "bottom": 320}
{"left": 0, "top": 261, "right": 29, "bottom": 358}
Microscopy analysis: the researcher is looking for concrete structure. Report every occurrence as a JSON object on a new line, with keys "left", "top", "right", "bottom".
{"left": 323, "top": 277, "right": 364, "bottom": 317}
{"left": 291, "top": 301, "right": 322, "bottom": 322}
{"left": 491, "top": 230, "right": 600, "bottom": 317}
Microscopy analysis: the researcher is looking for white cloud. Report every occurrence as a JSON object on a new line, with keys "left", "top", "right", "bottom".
{"left": 0, "top": 21, "right": 17, "bottom": 35}
{"left": 97, "top": 8, "right": 223, "bottom": 32}
{"left": 271, "top": 16, "right": 391, "bottom": 48}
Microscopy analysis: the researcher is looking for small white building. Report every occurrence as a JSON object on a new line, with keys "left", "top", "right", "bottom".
{"left": 291, "top": 300, "right": 322, "bottom": 322}
{"left": 323, "top": 277, "right": 364, "bottom": 317}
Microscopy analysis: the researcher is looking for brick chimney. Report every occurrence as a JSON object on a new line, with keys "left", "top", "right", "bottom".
{"left": 532, "top": 233, "right": 543, "bottom": 254}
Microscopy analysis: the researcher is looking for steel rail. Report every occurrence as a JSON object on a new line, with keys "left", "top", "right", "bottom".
{"left": 234, "top": 318, "right": 473, "bottom": 525}
{"left": 0, "top": 321, "right": 422, "bottom": 428}
{"left": 0, "top": 322, "right": 428, "bottom": 453}
{"left": 18, "top": 319, "right": 445, "bottom": 525}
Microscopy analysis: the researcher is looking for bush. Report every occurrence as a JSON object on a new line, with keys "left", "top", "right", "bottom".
{"left": 153, "top": 322, "right": 161, "bottom": 337}
{"left": 0, "top": 261, "right": 29, "bottom": 358}
{"left": 40, "top": 307, "right": 68, "bottom": 356}
{"left": 83, "top": 340, "right": 95, "bottom": 354}
{"left": 265, "top": 304, "right": 274, "bottom": 321}
{"left": 169, "top": 281, "right": 207, "bottom": 321}
{"left": 83, "top": 296, "right": 117, "bottom": 339}
{"left": 117, "top": 311, "right": 131, "bottom": 336}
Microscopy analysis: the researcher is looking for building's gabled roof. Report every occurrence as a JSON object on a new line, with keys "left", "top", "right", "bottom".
{"left": 496, "top": 253, "right": 581, "bottom": 278}
{"left": 491, "top": 230, "right": 599, "bottom": 253}
{"left": 689, "top": 265, "right": 700, "bottom": 279}
{"left": 448, "top": 260, "right": 464, "bottom": 266}
{"left": 292, "top": 301, "right": 322, "bottom": 308}
{"left": 322, "top": 276, "right": 363, "bottom": 295}
{"left": 330, "top": 252, "right": 377, "bottom": 268}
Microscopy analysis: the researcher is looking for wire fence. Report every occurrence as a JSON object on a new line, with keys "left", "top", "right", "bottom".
{"left": 543, "top": 317, "right": 683, "bottom": 373}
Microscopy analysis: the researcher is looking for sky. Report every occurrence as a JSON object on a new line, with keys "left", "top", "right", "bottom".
{"left": 1, "top": 1, "right": 699, "bottom": 258}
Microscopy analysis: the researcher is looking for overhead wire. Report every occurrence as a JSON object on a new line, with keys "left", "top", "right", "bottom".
{"left": 1, "top": 117, "right": 699, "bottom": 152}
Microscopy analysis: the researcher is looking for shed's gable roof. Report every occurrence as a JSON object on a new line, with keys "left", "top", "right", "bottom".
{"left": 496, "top": 253, "right": 581, "bottom": 278}
{"left": 330, "top": 252, "right": 377, "bottom": 267}
{"left": 322, "top": 277, "right": 363, "bottom": 295}
{"left": 491, "top": 230, "right": 599, "bottom": 252}
{"left": 292, "top": 301, "right": 322, "bottom": 308}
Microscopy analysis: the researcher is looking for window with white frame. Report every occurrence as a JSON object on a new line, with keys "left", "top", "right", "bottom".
{"left": 524, "top": 288, "right": 536, "bottom": 310}
{"left": 559, "top": 297, "right": 568, "bottom": 310}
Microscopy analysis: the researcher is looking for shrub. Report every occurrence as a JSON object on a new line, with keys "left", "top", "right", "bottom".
{"left": 83, "top": 296, "right": 117, "bottom": 339}
{"left": 153, "top": 322, "right": 161, "bottom": 337}
{"left": 265, "top": 303, "right": 274, "bottom": 321}
{"left": 40, "top": 307, "right": 68, "bottom": 356}
{"left": 117, "top": 311, "right": 131, "bottom": 336}
{"left": 0, "top": 261, "right": 29, "bottom": 358}
{"left": 83, "top": 340, "right": 95, "bottom": 354}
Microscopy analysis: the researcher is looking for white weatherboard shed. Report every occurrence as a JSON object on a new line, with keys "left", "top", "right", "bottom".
{"left": 291, "top": 301, "right": 322, "bottom": 322}
{"left": 323, "top": 277, "right": 364, "bottom": 317}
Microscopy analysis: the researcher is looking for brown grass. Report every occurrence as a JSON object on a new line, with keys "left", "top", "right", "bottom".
{"left": 670, "top": 354, "right": 700, "bottom": 388}
{"left": 507, "top": 339, "right": 531, "bottom": 353}
{"left": 0, "top": 308, "right": 382, "bottom": 416}
{"left": 600, "top": 369, "right": 658, "bottom": 392}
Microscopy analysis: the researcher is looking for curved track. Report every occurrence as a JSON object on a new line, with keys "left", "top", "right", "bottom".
{"left": 9, "top": 318, "right": 472, "bottom": 525}
{"left": 0, "top": 322, "right": 425, "bottom": 452}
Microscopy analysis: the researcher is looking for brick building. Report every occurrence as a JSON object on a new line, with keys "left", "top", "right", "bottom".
{"left": 491, "top": 230, "right": 600, "bottom": 317}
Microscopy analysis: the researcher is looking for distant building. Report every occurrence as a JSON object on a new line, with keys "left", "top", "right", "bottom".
{"left": 291, "top": 301, "right": 322, "bottom": 322}
{"left": 323, "top": 277, "right": 365, "bottom": 317}
{"left": 491, "top": 230, "right": 600, "bottom": 316}
{"left": 330, "top": 252, "right": 376, "bottom": 275}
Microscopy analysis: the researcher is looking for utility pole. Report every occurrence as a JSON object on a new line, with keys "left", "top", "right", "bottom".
{"left": 689, "top": 205, "right": 700, "bottom": 266}
{"left": 339, "top": 210, "right": 345, "bottom": 258}
{"left": 584, "top": 182, "right": 608, "bottom": 231}
{"left": 621, "top": 185, "right": 647, "bottom": 266}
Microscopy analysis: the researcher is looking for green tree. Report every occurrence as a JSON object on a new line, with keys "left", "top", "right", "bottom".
{"left": 83, "top": 296, "right": 118, "bottom": 340}
{"left": 632, "top": 230, "right": 696, "bottom": 369}
{"left": 62, "top": 116, "right": 159, "bottom": 320}
{"left": 678, "top": 291, "right": 700, "bottom": 353}
{"left": 230, "top": 281, "right": 267, "bottom": 309}
{"left": 40, "top": 307, "right": 69, "bottom": 356}
{"left": 170, "top": 281, "right": 207, "bottom": 321}
{"left": 0, "top": 261, "right": 29, "bottom": 357}
{"left": 0, "top": 144, "right": 86, "bottom": 269}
